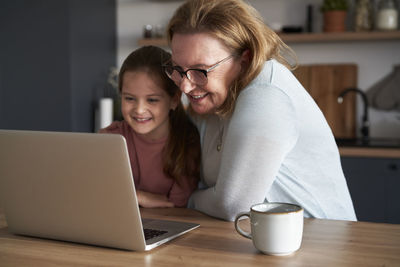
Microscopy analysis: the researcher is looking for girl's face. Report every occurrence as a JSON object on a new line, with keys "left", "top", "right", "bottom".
{"left": 121, "top": 71, "right": 179, "bottom": 141}
{"left": 171, "top": 32, "right": 243, "bottom": 115}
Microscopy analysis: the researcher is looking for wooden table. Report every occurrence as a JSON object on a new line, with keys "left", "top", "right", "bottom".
{"left": 1, "top": 208, "right": 400, "bottom": 266}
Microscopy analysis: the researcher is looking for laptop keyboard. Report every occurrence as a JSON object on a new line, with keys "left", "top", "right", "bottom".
{"left": 143, "top": 228, "right": 168, "bottom": 240}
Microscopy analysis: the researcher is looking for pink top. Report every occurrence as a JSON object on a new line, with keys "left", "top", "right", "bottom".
{"left": 99, "top": 121, "right": 197, "bottom": 207}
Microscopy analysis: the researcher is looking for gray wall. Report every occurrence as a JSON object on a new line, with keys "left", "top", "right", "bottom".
{"left": 0, "top": 0, "right": 116, "bottom": 132}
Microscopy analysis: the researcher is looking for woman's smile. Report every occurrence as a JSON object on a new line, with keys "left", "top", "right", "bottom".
{"left": 188, "top": 92, "right": 209, "bottom": 101}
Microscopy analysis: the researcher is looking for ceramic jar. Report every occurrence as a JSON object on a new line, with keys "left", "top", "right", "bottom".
{"left": 376, "top": 0, "right": 398, "bottom": 30}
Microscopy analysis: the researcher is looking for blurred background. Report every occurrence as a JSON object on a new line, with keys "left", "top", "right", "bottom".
{"left": 1, "top": 0, "right": 399, "bottom": 138}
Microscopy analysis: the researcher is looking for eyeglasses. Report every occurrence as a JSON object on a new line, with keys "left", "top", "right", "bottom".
{"left": 163, "top": 55, "right": 235, "bottom": 86}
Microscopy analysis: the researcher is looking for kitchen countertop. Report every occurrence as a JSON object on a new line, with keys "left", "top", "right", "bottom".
{"left": 337, "top": 138, "right": 400, "bottom": 158}
{"left": 339, "top": 146, "right": 400, "bottom": 158}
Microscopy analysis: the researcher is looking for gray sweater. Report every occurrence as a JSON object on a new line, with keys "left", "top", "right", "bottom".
{"left": 189, "top": 60, "right": 357, "bottom": 222}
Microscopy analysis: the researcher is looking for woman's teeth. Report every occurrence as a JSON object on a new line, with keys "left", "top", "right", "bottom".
{"left": 191, "top": 93, "right": 207, "bottom": 99}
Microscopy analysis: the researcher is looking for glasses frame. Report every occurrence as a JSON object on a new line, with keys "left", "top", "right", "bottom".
{"left": 163, "top": 54, "right": 235, "bottom": 85}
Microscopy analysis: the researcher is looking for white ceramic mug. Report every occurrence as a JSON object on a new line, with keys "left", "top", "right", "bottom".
{"left": 234, "top": 202, "right": 304, "bottom": 256}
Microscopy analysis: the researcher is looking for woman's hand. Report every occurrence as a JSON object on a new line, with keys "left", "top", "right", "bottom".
{"left": 136, "top": 190, "right": 175, "bottom": 208}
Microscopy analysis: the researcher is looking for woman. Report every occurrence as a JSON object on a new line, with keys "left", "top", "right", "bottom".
{"left": 164, "top": 0, "right": 357, "bottom": 221}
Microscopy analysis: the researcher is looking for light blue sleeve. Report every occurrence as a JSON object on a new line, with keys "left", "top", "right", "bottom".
{"left": 190, "top": 85, "right": 299, "bottom": 221}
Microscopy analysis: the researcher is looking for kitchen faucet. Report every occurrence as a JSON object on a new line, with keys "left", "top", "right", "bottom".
{"left": 337, "top": 88, "right": 370, "bottom": 141}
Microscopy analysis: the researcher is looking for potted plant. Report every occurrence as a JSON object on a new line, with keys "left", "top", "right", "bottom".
{"left": 321, "top": 0, "right": 349, "bottom": 32}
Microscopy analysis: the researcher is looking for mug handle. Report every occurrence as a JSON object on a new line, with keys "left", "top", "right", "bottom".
{"left": 234, "top": 212, "right": 252, "bottom": 239}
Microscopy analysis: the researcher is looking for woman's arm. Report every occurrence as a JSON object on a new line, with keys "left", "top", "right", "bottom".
{"left": 190, "top": 86, "right": 299, "bottom": 221}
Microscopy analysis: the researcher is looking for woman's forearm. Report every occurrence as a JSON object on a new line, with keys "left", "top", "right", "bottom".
{"left": 191, "top": 139, "right": 286, "bottom": 221}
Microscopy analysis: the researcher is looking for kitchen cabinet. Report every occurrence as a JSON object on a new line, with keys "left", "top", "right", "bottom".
{"left": 341, "top": 155, "right": 400, "bottom": 224}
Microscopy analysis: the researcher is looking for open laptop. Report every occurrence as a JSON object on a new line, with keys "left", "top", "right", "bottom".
{"left": 0, "top": 129, "right": 199, "bottom": 251}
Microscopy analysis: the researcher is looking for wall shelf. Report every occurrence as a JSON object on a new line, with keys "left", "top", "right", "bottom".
{"left": 138, "top": 31, "right": 400, "bottom": 46}
{"left": 278, "top": 31, "right": 400, "bottom": 43}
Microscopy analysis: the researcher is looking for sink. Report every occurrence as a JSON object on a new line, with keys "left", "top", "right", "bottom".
{"left": 335, "top": 138, "right": 400, "bottom": 148}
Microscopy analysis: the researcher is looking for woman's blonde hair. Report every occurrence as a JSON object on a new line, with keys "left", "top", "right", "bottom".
{"left": 167, "top": 0, "right": 297, "bottom": 116}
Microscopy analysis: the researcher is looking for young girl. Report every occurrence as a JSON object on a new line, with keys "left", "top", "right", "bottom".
{"left": 100, "top": 46, "right": 201, "bottom": 208}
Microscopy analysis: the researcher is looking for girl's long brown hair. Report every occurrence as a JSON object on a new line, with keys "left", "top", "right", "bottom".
{"left": 119, "top": 46, "right": 201, "bottom": 185}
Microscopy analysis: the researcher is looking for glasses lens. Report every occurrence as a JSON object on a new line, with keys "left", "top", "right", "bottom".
{"left": 164, "top": 66, "right": 182, "bottom": 82}
{"left": 187, "top": 70, "right": 207, "bottom": 85}
{"left": 163, "top": 66, "right": 174, "bottom": 77}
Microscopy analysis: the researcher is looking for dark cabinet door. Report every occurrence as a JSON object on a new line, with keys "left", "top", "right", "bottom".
{"left": 341, "top": 157, "right": 400, "bottom": 224}
{"left": 384, "top": 160, "right": 400, "bottom": 223}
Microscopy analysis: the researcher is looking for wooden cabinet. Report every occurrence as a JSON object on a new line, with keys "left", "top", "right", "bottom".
{"left": 341, "top": 156, "right": 400, "bottom": 224}
{"left": 294, "top": 64, "right": 357, "bottom": 138}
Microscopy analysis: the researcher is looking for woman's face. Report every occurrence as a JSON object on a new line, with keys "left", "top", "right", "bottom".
{"left": 121, "top": 71, "right": 178, "bottom": 141}
{"left": 171, "top": 32, "right": 242, "bottom": 115}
